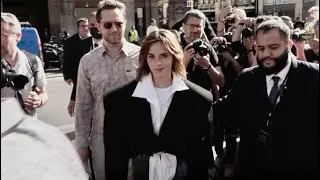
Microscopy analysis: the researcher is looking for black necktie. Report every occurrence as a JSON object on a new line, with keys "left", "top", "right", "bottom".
{"left": 94, "top": 43, "right": 99, "bottom": 48}
{"left": 269, "top": 76, "right": 280, "bottom": 105}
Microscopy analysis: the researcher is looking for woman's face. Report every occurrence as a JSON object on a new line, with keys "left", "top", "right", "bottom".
{"left": 147, "top": 41, "right": 173, "bottom": 78}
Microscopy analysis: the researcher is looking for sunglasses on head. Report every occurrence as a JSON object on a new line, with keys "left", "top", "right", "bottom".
{"left": 102, "top": 21, "right": 124, "bottom": 29}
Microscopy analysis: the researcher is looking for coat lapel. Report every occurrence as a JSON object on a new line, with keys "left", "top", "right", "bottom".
{"left": 275, "top": 58, "right": 299, "bottom": 111}
{"left": 131, "top": 97, "right": 155, "bottom": 135}
{"left": 253, "top": 67, "right": 273, "bottom": 111}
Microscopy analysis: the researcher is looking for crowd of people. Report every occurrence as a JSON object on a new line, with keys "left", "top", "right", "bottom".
{"left": 1, "top": 0, "right": 319, "bottom": 180}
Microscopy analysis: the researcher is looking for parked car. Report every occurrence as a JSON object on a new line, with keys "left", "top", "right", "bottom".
{"left": 17, "top": 22, "right": 44, "bottom": 65}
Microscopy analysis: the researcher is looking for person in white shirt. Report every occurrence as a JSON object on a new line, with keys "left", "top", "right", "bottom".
{"left": 103, "top": 29, "right": 215, "bottom": 180}
{"left": 146, "top": 19, "right": 159, "bottom": 36}
{"left": 1, "top": 12, "right": 48, "bottom": 118}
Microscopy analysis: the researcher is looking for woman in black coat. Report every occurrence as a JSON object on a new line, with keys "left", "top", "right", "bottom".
{"left": 103, "top": 29, "right": 214, "bottom": 180}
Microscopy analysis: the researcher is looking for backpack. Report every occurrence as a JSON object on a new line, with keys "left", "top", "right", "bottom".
{"left": 23, "top": 51, "right": 39, "bottom": 91}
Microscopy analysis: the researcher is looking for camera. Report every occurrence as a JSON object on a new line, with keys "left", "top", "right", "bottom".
{"left": 217, "top": 32, "right": 232, "bottom": 53}
{"left": 294, "top": 21, "right": 305, "bottom": 30}
{"left": 189, "top": 39, "right": 209, "bottom": 56}
{"left": 1, "top": 59, "right": 29, "bottom": 90}
{"left": 291, "top": 30, "right": 315, "bottom": 41}
{"left": 242, "top": 27, "right": 254, "bottom": 38}
{"left": 226, "top": 17, "right": 236, "bottom": 25}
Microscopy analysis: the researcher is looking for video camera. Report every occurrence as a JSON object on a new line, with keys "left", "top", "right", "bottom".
{"left": 188, "top": 39, "right": 209, "bottom": 56}
{"left": 291, "top": 30, "right": 315, "bottom": 42}
{"left": 1, "top": 58, "right": 29, "bottom": 90}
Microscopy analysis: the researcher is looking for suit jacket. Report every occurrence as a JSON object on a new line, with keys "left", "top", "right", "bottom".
{"left": 214, "top": 56, "right": 319, "bottom": 179}
{"left": 103, "top": 80, "right": 214, "bottom": 180}
{"left": 63, "top": 34, "right": 93, "bottom": 100}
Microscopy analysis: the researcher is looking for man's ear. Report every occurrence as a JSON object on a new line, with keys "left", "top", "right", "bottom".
{"left": 182, "top": 23, "right": 186, "bottom": 32}
{"left": 287, "top": 39, "right": 293, "bottom": 50}
{"left": 16, "top": 32, "right": 22, "bottom": 42}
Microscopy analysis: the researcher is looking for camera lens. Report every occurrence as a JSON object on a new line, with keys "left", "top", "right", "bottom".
{"left": 198, "top": 45, "right": 208, "bottom": 56}
{"left": 242, "top": 28, "right": 253, "bottom": 38}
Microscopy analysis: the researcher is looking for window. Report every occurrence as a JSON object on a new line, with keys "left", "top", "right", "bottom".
{"left": 264, "top": 0, "right": 296, "bottom": 5}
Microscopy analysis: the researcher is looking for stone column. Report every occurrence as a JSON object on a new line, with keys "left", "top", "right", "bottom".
{"left": 168, "top": 0, "right": 190, "bottom": 28}
{"left": 295, "top": 0, "right": 303, "bottom": 20}
{"left": 121, "top": 0, "right": 136, "bottom": 41}
{"left": 215, "top": 0, "right": 220, "bottom": 22}
{"left": 48, "top": 0, "right": 62, "bottom": 36}
{"left": 258, "top": 0, "right": 264, "bottom": 15}
{"left": 151, "top": 0, "right": 159, "bottom": 25}
{"left": 60, "top": 0, "right": 77, "bottom": 35}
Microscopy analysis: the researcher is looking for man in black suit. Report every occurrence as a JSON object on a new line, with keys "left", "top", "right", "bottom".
{"left": 63, "top": 17, "right": 90, "bottom": 114}
{"left": 64, "top": 13, "right": 102, "bottom": 117}
{"left": 213, "top": 19, "right": 319, "bottom": 179}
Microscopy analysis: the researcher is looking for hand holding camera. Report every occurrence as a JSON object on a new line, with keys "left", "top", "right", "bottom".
{"left": 210, "top": 37, "right": 227, "bottom": 46}
{"left": 308, "top": 38, "right": 319, "bottom": 54}
{"left": 184, "top": 43, "right": 196, "bottom": 65}
{"left": 225, "top": 13, "right": 241, "bottom": 26}
{"left": 24, "top": 91, "right": 42, "bottom": 109}
{"left": 292, "top": 29, "right": 315, "bottom": 42}
{"left": 243, "top": 37, "right": 254, "bottom": 51}
{"left": 185, "top": 39, "right": 211, "bottom": 69}
{"left": 194, "top": 54, "right": 210, "bottom": 69}
{"left": 238, "top": 18, "right": 255, "bottom": 28}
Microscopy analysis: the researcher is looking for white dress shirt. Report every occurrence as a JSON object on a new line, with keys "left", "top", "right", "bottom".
{"left": 132, "top": 73, "right": 189, "bottom": 135}
{"left": 266, "top": 55, "right": 292, "bottom": 103}
{"left": 92, "top": 38, "right": 102, "bottom": 49}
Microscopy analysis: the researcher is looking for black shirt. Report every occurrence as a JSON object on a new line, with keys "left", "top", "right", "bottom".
{"left": 230, "top": 40, "right": 254, "bottom": 68}
{"left": 180, "top": 34, "right": 219, "bottom": 92}
{"left": 305, "top": 48, "right": 319, "bottom": 63}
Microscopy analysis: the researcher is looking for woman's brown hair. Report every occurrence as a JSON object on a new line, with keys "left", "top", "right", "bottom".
{"left": 136, "top": 29, "right": 186, "bottom": 80}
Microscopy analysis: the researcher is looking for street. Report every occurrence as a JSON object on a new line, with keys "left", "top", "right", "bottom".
{"left": 37, "top": 68, "right": 75, "bottom": 138}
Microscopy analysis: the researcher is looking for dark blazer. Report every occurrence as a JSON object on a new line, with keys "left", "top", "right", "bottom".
{"left": 103, "top": 80, "right": 214, "bottom": 180}
{"left": 63, "top": 34, "right": 93, "bottom": 100}
{"left": 214, "top": 56, "right": 319, "bottom": 179}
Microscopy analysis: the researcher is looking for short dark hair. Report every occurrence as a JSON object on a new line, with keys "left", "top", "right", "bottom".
{"left": 183, "top": 9, "right": 206, "bottom": 27}
{"left": 77, "top": 18, "right": 88, "bottom": 27}
{"left": 256, "top": 15, "right": 276, "bottom": 25}
{"left": 256, "top": 19, "right": 291, "bottom": 41}
{"left": 96, "top": 0, "right": 126, "bottom": 23}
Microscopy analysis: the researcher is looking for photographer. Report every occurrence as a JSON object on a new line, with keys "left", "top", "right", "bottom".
{"left": 292, "top": 19, "right": 319, "bottom": 63}
{"left": 1, "top": 12, "right": 48, "bottom": 118}
{"left": 180, "top": 10, "right": 224, "bottom": 99}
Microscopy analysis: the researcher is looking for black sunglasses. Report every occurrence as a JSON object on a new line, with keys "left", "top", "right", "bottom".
{"left": 102, "top": 21, "right": 124, "bottom": 29}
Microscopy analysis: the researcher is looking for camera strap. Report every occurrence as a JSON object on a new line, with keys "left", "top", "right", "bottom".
{"left": 23, "top": 51, "right": 39, "bottom": 92}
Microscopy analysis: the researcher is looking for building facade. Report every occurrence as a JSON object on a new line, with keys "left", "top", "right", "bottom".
{"left": 48, "top": 0, "right": 136, "bottom": 38}
{"left": 2, "top": 0, "right": 319, "bottom": 40}
{"left": 261, "top": 0, "right": 319, "bottom": 20}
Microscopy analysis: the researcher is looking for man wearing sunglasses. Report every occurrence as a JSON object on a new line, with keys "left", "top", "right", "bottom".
{"left": 74, "top": 0, "right": 140, "bottom": 180}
